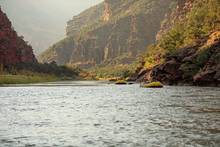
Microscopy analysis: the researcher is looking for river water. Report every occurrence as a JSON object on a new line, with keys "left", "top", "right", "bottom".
{"left": 0, "top": 81, "right": 219, "bottom": 147}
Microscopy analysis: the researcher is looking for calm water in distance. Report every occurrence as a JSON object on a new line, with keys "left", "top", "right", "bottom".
{"left": 0, "top": 81, "right": 220, "bottom": 147}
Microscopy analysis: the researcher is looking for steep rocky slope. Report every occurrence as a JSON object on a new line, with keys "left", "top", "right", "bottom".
{"left": 66, "top": 3, "right": 104, "bottom": 37}
{"left": 149, "top": 32, "right": 220, "bottom": 86}
{"left": 0, "top": 8, "right": 36, "bottom": 65}
{"left": 39, "top": 0, "right": 174, "bottom": 67}
{"left": 156, "top": 0, "right": 194, "bottom": 40}
{"left": 133, "top": 0, "right": 220, "bottom": 86}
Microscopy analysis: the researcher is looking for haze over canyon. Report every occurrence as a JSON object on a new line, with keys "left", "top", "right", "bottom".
{"left": 0, "top": 0, "right": 102, "bottom": 54}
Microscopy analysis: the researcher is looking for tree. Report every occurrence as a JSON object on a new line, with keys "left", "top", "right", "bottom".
{"left": 0, "top": 64, "right": 3, "bottom": 74}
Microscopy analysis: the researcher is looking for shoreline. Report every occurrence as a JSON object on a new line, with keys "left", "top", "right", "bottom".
{"left": 0, "top": 74, "right": 60, "bottom": 85}
{"left": 1, "top": 75, "right": 220, "bottom": 88}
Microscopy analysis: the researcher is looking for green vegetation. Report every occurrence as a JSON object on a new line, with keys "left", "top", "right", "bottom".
{"left": 90, "top": 64, "right": 136, "bottom": 79}
{"left": 0, "top": 62, "right": 80, "bottom": 85}
{"left": 13, "top": 62, "right": 79, "bottom": 79}
{"left": 115, "top": 80, "right": 127, "bottom": 85}
{"left": 195, "top": 48, "right": 213, "bottom": 67}
{"left": 144, "top": 0, "right": 220, "bottom": 68}
{"left": 143, "top": 44, "right": 166, "bottom": 69}
{"left": 87, "top": 53, "right": 140, "bottom": 79}
{"left": 143, "top": 82, "right": 163, "bottom": 88}
{"left": 0, "top": 64, "right": 4, "bottom": 75}
{"left": 0, "top": 74, "right": 58, "bottom": 85}
{"left": 160, "top": 0, "right": 220, "bottom": 50}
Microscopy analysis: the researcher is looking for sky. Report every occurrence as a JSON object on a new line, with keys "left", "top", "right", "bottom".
{"left": 0, "top": 0, "right": 103, "bottom": 54}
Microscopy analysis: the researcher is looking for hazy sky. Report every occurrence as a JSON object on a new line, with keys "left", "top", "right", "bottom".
{"left": 0, "top": 0, "right": 103, "bottom": 54}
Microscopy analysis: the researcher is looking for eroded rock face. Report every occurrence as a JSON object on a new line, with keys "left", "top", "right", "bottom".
{"left": 130, "top": 0, "right": 220, "bottom": 87}
{"left": 40, "top": 0, "right": 173, "bottom": 66}
{"left": 156, "top": 0, "right": 194, "bottom": 40}
{"left": 102, "top": 0, "right": 112, "bottom": 22}
{"left": 0, "top": 8, "right": 36, "bottom": 65}
{"left": 150, "top": 60, "right": 182, "bottom": 85}
{"left": 193, "top": 39, "right": 220, "bottom": 86}
{"left": 66, "top": 3, "right": 104, "bottom": 37}
{"left": 138, "top": 32, "right": 220, "bottom": 87}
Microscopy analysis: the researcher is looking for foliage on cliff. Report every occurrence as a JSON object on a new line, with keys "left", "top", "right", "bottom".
{"left": 138, "top": 0, "right": 220, "bottom": 86}
{"left": 90, "top": 63, "right": 137, "bottom": 79}
{"left": 144, "top": 0, "right": 220, "bottom": 68}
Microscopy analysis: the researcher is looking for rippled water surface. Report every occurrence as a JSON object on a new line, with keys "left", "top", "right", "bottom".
{"left": 0, "top": 81, "right": 220, "bottom": 147}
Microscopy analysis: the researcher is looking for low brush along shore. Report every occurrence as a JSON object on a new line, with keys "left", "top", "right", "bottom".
{"left": 0, "top": 74, "right": 59, "bottom": 85}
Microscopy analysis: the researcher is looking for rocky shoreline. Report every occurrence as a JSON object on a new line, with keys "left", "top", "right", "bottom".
{"left": 131, "top": 32, "right": 220, "bottom": 87}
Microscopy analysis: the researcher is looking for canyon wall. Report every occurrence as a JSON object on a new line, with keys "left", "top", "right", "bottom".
{"left": 39, "top": 0, "right": 174, "bottom": 67}
{"left": 133, "top": 0, "right": 220, "bottom": 86}
{"left": 0, "top": 7, "right": 36, "bottom": 66}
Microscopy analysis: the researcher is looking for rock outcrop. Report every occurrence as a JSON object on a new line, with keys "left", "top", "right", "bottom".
{"left": 133, "top": 0, "right": 220, "bottom": 87}
{"left": 156, "top": 0, "right": 194, "bottom": 40}
{"left": 134, "top": 34, "right": 220, "bottom": 87}
{"left": 193, "top": 32, "right": 220, "bottom": 86}
{"left": 39, "top": 0, "right": 173, "bottom": 67}
{"left": 149, "top": 33, "right": 220, "bottom": 86}
{"left": 0, "top": 7, "right": 36, "bottom": 66}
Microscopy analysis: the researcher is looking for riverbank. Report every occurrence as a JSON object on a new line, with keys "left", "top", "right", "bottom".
{"left": 0, "top": 62, "right": 81, "bottom": 85}
{"left": 0, "top": 74, "right": 59, "bottom": 85}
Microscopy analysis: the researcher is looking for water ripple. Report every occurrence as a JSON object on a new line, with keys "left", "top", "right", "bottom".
{"left": 0, "top": 81, "right": 219, "bottom": 147}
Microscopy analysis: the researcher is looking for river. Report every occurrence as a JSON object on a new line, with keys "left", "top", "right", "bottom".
{"left": 0, "top": 81, "right": 219, "bottom": 147}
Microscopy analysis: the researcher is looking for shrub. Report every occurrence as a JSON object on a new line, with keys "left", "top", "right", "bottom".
{"left": 115, "top": 80, "right": 127, "bottom": 85}
{"left": 142, "top": 0, "right": 220, "bottom": 69}
{"left": 143, "top": 82, "right": 163, "bottom": 88}
{"left": 196, "top": 48, "right": 212, "bottom": 67}
{"left": 0, "top": 74, "right": 58, "bottom": 85}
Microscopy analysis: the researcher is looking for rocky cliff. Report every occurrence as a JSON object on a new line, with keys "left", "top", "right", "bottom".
{"left": 39, "top": 0, "right": 174, "bottom": 67}
{"left": 156, "top": 0, "right": 194, "bottom": 40}
{"left": 0, "top": 7, "right": 36, "bottom": 66}
{"left": 133, "top": 0, "right": 220, "bottom": 86}
{"left": 149, "top": 32, "right": 220, "bottom": 86}
{"left": 66, "top": 3, "right": 104, "bottom": 37}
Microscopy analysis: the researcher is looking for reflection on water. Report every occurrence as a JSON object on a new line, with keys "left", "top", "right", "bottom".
{"left": 0, "top": 81, "right": 219, "bottom": 147}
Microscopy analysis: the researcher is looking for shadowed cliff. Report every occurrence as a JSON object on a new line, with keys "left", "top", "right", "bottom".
{"left": 0, "top": 7, "right": 36, "bottom": 65}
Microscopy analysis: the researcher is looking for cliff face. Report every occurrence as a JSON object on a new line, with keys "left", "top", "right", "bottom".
{"left": 66, "top": 3, "right": 104, "bottom": 37}
{"left": 38, "top": 38, "right": 74, "bottom": 65}
{"left": 0, "top": 8, "right": 36, "bottom": 65}
{"left": 133, "top": 0, "right": 220, "bottom": 86}
{"left": 102, "top": 0, "right": 112, "bottom": 22}
{"left": 39, "top": 0, "right": 173, "bottom": 67}
{"left": 156, "top": 0, "right": 194, "bottom": 40}
{"left": 149, "top": 32, "right": 220, "bottom": 86}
